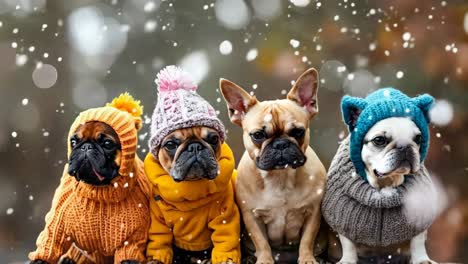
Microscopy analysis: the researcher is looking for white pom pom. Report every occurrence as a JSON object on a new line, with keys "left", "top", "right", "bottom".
{"left": 155, "top": 65, "right": 197, "bottom": 92}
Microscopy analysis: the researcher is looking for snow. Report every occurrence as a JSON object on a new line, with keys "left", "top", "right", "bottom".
{"left": 429, "top": 99, "right": 454, "bottom": 126}
{"left": 289, "top": 39, "right": 300, "bottom": 48}
{"left": 403, "top": 175, "right": 447, "bottom": 229}
{"left": 215, "top": 0, "right": 250, "bottom": 30}
{"left": 144, "top": 1, "right": 158, "bottom": 13}
{"left": 396, "top": 71, "right": 404, "bottom": 79}
{"left": 402, "top": 32, "right": 411, "bottom": 41}
{"left": 32, "top": 64, "right": 58, "bottom": 89}
{"left": 290, "top": 0, "right": 310, "bottom": 7}
{"left": 219, "top": 40, "right": 233, "bottom": 55}
{"left": 144, "top": 20, "right": 157, "bottom": 32}
{"left": 334, "top": 15, "right": 340, "bottom": 21}
{"left": 246, "top": 48, "right": 258, "bottom": 61}
{"left": 464, "top": 13, "right": 468, "bottom": 34}
{"left": 252, "top": 0, "right": 282, "bottom": 21}
{"left": 445, "top": 43, "right": 458, "bottom": 53}
{"left": 16, "top": 54, "right": 28, "bottom": 66}
{"left": 11, "top": 131, "right": 17, "bottom": 138}
{"left": 68, "top": 6, "right": 127, "bottom": 56}
{"left": 6, "top": 208, "right": 14, "bottom": 215}
{"left": 369, "top": 42, "right": 377, "bottom": 51}
{"left": 179, "top": 50, "right": 210, "bottom": 84}
{"left": 21, "top": 98, "right": 29, "bottom": 106}
{"left": 11, "top": 42, "right": 17, "bottom": 48}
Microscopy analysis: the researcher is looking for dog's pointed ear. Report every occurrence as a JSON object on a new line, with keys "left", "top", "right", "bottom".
{"left": 341, "top": 95, "right": 367, "bottom": 131}
{"left": 412, "top": 94, "right": 434, "bottom": 123}
{"left": 287, "top": 68, "right": 319, "bottom": 119}
{"left": 219, "top": 78, "right": 258, "bottom": 126}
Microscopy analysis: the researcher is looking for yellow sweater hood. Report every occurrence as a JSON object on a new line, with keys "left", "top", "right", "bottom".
{"left": 144, "top": 142, "right": 235, "bottom": 210}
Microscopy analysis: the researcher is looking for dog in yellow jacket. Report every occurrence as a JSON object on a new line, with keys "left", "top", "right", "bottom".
{"left": 145, "top": 66, "right": 240, "bottom": 264}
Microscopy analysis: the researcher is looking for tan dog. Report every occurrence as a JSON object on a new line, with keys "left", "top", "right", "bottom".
{"left": 220, "top": 69, "right": 326, "bottom": 264}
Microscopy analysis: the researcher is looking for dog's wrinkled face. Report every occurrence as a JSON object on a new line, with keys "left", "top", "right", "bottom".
{"left": 362, "top": 117, "right": 422, "bottom": 188}
{"left": 68, "top": 121, "right": 121, "bottom": 186}
{"left": 157, "top": 127, "right": 221, "bottom": 182}
{"left": 220, "top": 68, "right": 319, "bottom": 171}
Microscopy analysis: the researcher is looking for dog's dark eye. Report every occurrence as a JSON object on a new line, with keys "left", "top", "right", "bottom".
{"left": 251, "top": 131, "right": 267, "bottom": 142}
{"left": 289, "top": 128, "right": 305, "bottom": 139}
{"left": 372, "top": 136, "right": 387, "bottom": 147}
{"left": 164, "top": 141, "right": 178, "bottom": 151}
{"left": 414, "top": 134, "right": 422, "bottom": 145}
{"left": 206, "top": 135, "right": 219, "bottom": 145}
{"left": 103, "top": 139, "right": 114, "bottom": 149}
{"left": 70, "top": 138, "right": 77, "bottom": 148}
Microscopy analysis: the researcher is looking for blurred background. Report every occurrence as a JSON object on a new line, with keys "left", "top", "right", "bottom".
{"left": 0, "top": 0, "right": 467, "bottom": 262}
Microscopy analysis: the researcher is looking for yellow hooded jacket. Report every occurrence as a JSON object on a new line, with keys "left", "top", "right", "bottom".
{"left": 144, "top": 143, "right": 240, "bottom": 264}
{"left": 29, "top": 94, "right": 152, "bottom": 263}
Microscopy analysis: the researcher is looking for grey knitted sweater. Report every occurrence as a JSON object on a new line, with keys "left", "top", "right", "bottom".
{"left": 321, "top": 137, "right": 436, "bottom": 247}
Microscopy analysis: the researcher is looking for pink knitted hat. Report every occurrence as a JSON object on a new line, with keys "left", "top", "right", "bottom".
{"left": 149, "top": 65, "right": 226, "bottom": 156}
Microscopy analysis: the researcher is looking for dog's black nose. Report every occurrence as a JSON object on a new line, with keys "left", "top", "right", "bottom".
{"left": 187, "top": 142, "right": 204, "bottom": 152}
{"left": 81, "top": 143, "right": 93, "bottom": 152}
{"left": 272, "top": 139, "right": 291, "bottom": 150}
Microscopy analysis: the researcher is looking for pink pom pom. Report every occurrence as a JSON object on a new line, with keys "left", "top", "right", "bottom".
{"left": 155, "top": 65, "right": 197, "bottom": 92}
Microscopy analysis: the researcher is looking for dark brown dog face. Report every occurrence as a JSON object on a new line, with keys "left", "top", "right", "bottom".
{"left": 220, "top": 68, "right": 319, "bottom": 171}
{"left": 157, "top": 127, "right": 221, "bottom": 182}
{"left": 68, "top": 121, "right": 121, "bottom": 186}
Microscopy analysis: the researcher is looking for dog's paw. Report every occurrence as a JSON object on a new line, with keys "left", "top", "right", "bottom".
{"left": 255, "top": 254, "right": 274, "bottom": 264}
{"left": 298, "top": 258, "right": 319, "bottom": 264}
{"left": 30, "top": 260, "right": 49, "bottom": 264}
{"left": 298, "top": 251, "right": 319, "bottom": 264}
{"left": 121, "top": 260, "right": 140, "bottom": 264}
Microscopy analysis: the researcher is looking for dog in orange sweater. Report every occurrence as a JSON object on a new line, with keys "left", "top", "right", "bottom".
{"left": 29, "top": 93, "right": 152, "bottom": 264}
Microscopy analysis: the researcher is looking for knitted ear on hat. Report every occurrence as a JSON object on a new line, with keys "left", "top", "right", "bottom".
{"left": 411, "top": 94, "right": 434, "bottom": 123}
{"left": 341, "top": 95, "right": 368, "bottom": 131}
{"left": 107, "top": 93, "right": 143, "bottom": 130}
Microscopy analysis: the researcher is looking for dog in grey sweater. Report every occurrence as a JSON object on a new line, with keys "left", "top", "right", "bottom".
{"left": 322, "top": 89, "right": 442, "bottom": 264}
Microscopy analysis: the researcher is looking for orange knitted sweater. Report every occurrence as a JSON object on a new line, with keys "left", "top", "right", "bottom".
{"left": 29, "top": 94, "right": 152, "bottom": 264}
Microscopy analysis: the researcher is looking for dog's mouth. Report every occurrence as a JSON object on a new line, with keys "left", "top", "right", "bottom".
{"left": 171, "top": 154, "right": 219, "bottom": 182}
{"left": 92, "top": 168, "right": 106, "bottom": 182}
{"left": 373, "top": 160, "right": 414, "bottom": 178}
{"left": 69, "top": 159, "right": 117, "bottom": 185}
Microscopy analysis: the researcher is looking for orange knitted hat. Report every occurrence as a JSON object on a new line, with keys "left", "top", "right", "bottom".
{"left": 67, "top": 93, "right": 144, "bottom": 201}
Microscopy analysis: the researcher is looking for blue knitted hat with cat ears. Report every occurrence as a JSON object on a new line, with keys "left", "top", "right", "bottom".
{"left": 341, "top": 88, "right": 434, "bottom": 180}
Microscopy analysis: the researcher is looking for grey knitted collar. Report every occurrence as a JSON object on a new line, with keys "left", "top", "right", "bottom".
{"left": 322, "top": 137, "right": 435, "bottom": 246}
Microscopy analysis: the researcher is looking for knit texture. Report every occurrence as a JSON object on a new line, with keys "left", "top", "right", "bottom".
{"left": 144, "top": 143, "right": 241, "bottom": 264}
{"left": 321, "top": 137, "right": 436, "bottom": 247}
{"left": 29, "top": 93, "right": 152, "bottom": 263}
{"left": 149, "top": 66, "right": 226, "bottom": 155}
{"left": 341, "top": 88, "right": 434, "bottom": 179}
